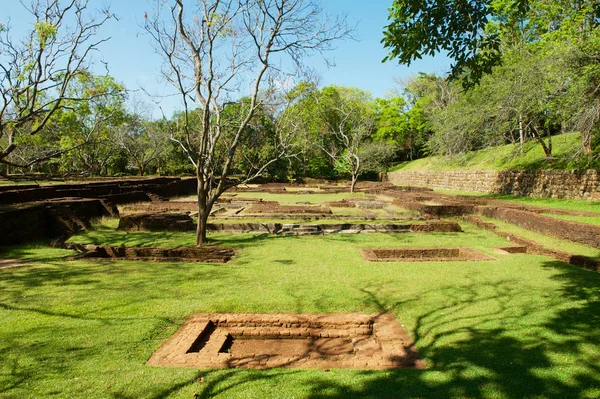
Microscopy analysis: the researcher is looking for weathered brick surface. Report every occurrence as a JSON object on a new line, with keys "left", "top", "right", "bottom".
{"left": 0, "top": 198, "right": 114, "bottom": 246}
{"left": 463, "top": 216, "right": 600, "bottom": 272}
{"left": 70, "top": 244, "right": 235, "bottom": 263}
{"left": 0, "top": 177, "right": 196, "bottom": 205}
{"left": 387, "top": 170, "right": 600, "bottom": 200}
{"left": 477, "top": 206, "right": 600, "bottom": 248}
{"left": 147, "top": 313, "right": 425, "bottom": 370}
{"left": 360, "top": 247, "right": 496, "bottom": 262}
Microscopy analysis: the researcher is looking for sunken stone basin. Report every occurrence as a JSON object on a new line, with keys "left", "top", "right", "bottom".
{"left": 147, "top": 313, "right": 424, "bottom": 370}
{"left": 360, "top": 247, "right": 496, "bottom": 262}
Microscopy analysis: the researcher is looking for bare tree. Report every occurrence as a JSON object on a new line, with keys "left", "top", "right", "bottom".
{"left": 0, "top": 0, "right": 117, "bottom": 171}
{"left": 145, "top": 0, "right": 351, "bottom": 245}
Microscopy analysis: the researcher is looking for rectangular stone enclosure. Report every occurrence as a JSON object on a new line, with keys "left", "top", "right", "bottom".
{"left": 147, "top": 313, "right": 425, "bottom": 370}
{"left": 360, "top": 247, "right": 496, "bottom": 262}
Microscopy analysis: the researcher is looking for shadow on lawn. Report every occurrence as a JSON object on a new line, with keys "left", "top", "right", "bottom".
{"left": 186, "top": 260, "right": 599, "bottom": 399}
{"left": 298, "top": 261, "right": 599, "bottom": 399}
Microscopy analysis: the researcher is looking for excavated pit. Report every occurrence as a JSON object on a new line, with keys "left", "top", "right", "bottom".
{"left": 70, "top": 245, "right": 235, "bottom": 263}
{"left": 360, "top": 247, "right": 496, "bottom": 262}
{"left": 147, "top": 313, "right": 424, "bottom": 370}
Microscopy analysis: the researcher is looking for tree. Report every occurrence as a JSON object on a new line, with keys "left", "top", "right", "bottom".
{"left": 0, "top": 0, "right": 116, "bottom": 171}
{"left": 359, "top": 141, "right": 396, "bottom": 176}
{"left": 145, "top": 0, "right": 351, "bottom": 245}
{"left": 382, "top": 0, "right": 530, "bottom": 86}
{"left": 316, "top": 86, "right": 375, "bottom": 192}
{"left": 55, "top": 73, "right": 127, "bottom": 175}
{"left": 117, "top": 118, "right": 169, "bottom": 176}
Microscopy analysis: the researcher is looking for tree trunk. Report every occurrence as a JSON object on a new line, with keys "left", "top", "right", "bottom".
{"left": 196, "top": 205, "right": 210, "bottom": 246}
{"left": 531, "top": 124, "right": 552, "bottom": 160}
{"left": 546, "top": 126, "right": 552, "bottom": 161}
{"left": 582, "top": 132, "right": 593, "bottom": 154}
{"left": 518, "top": 113, "right": 524, "bottom": 154}
{"left": 350, "top": 173, "right": 357, "bottom": 193}
{"left": 196, "top": 174, "right": 209, "bottom": 246}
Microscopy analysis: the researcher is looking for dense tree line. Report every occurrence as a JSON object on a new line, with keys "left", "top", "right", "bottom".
{"left": 384, "top": 0, "right": 600, "bottom": 164}
{"left": 3, "top": 0, "right": 600, "bottom": 180}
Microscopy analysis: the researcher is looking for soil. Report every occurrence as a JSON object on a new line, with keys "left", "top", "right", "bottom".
{"left": 147, "top": 313, "right": 425, "bottom": 370}
{"left": 360, "top": 247, "right": 496, "bottom": 262}
{"left": 0, "top": 258, "right": 27, "bottom": 270}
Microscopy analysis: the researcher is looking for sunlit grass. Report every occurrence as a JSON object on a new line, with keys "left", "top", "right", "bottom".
{"left": 392, "top": 132, "right": 587, "bottom": 172}
{"left": 478, "top": 216, "right": 600, "bottom": 261}
{"left": 542, "top": 213, "right": 600, "bottom": 226}
{"left": 1, "top": 220, "right": 598, "bottom": 398}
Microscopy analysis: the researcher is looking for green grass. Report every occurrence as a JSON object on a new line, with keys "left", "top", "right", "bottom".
{"left": 392, "top": 132, "right": 589, "bottom": 172}
{"left": 436, "top": 190, "right": 600, "bottom": 215}
{"left": 486, "top": 195, "right": 600, "bottom": 214}
{"left": 542, "top": 213, "right": 600, "bottom": 226}
{"left": 479, "top": 217, "right": 600, "bottom": 261}
{"left": 1, "top": 220, "right": 599, "bottom": 398}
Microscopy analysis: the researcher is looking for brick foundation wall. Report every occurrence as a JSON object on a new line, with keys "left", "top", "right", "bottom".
{"left": 387, "top": 170, "right": 600, "bottom": 200}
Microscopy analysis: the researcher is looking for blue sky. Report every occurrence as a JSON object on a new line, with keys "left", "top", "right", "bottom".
{"left": 5, "top": 1, "right": 451, "bottom": 118}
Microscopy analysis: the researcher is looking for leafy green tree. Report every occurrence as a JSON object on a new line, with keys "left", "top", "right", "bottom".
{"left": 372, "top": 96, "right": 431, "bottom": 161}
{"left": 0, "top": 0, "right": 116, "bottom": 171}
{"left": 54, "top": 73, "right": 126, "bottom": 175}
{"left": 316, "top": 86, "right": 375, "bottom": 192}
{"left": 117, "top": 117, "right": 169, "bottom": 176}
{"left": 382, "top": 0, "right": 529, "bottom": 86}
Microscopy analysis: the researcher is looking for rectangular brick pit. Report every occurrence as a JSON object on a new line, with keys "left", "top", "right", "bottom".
{"left": 147, "top": 313, "right": 424, "bottom": 370}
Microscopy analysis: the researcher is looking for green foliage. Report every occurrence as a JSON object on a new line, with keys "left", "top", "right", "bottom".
{"left": 33, "top": 21, "right": 57, "bottom": 48}
{"left": 391, "top": 0, "right": 600, "bottom": 163}
{"left": 392, "top": 132, "right": 596, "bottom": 171}
{"left": 359, "top": 141, "right": 396, "bottom": 173}
{"left": 382, "top": 0, "right": 529, "bottom": 86}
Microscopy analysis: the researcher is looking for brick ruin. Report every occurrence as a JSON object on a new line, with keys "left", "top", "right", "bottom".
{"left": 360, "top": 247, "right": 497, "bottom": 262}
{"left": 147, "top": 313, "right": 425, "bottom": 370}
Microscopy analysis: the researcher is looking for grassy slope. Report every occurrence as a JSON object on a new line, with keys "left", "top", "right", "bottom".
{"left": 392, "top": 132, "right": 585, "bottom": 172}
{"left": 1, "top": 222, "right": 599, "bottom": 398}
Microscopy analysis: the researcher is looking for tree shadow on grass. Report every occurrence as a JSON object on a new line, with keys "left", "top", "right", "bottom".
{"left": 166, "top": 260, "right": 596, "bottom": 399}
{"left": 298, "top": 261, "right": 600, "bottom": 399}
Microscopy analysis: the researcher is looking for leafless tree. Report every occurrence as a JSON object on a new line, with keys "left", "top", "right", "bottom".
{"left": 0, "top": 0, "right": 117, "bottom": 171}
{"left": 145, "top": 0, "right": 352, "bottom": 245}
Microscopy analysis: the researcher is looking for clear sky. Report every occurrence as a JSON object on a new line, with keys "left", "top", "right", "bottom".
{"left": 4, "top": 0, "right": 451, "bottom": 118}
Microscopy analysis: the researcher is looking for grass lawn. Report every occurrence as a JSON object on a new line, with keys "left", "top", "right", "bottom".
{"left": 0, "top": 221, "right": 599, "bottom": 398}
{"left": 435, "top": 190, "right": 600, "bottom": 215}
{"left": 542, "top": 213, "right": 600, "bottom": 226}
{"left": 477, "top": 217, "right": 600, "bottom": 261}
{"left": 391, "top": 132, "right": 588, "bottom": 172}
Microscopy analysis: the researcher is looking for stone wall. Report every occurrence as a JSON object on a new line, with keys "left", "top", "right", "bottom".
{"left": 386, "top": 170, "right": 600, "bottom": 200}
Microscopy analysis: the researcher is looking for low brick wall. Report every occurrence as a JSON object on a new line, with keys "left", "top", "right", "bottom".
{"left": 478, "top": 206, "right": 600, "bottom": 248}
{"left": 387, "top": 170, "right": 600, "bottom": 200}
